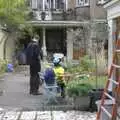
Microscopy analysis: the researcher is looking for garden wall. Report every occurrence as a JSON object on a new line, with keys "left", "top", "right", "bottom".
{"left": 0, "top": 30, "right": 15, "bottom": 61}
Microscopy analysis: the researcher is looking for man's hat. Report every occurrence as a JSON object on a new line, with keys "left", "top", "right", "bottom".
{"left": 32, "top": 35, "right": 39, "bottom": 42}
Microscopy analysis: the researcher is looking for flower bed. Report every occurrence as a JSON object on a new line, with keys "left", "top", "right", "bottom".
{"left": 64, "top": 55, "right": 107, "bottom": 111}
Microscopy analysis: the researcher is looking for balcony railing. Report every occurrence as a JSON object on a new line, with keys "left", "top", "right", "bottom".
{"left": 30, "top": 0, "right": 68, "bottom": 11}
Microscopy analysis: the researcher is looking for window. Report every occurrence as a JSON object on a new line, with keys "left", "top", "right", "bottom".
{"left": 31, "top": 0, "right": 38, "bottom": 9}
{"left": 76, "top": 0, "right": 89, "bottom": 7}
{"left": 84, "top": 0, "right": 89, "bottom": 6}
{"left": 31, "top": 0, "right": 66, "bottom": 11}
{"left": 97, "top": 0, "right": 109, "bottom": 5}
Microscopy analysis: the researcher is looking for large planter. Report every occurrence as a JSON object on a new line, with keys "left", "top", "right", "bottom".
{"left": 88, "top": 89, "right": 112, "bottom": 112}
{"left": 96, "top": 100, "right": 113, "bottom": 120}
{"left": 73, "top": 96, "right": 90, "bottom": 111}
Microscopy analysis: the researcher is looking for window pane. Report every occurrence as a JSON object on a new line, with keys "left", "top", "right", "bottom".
{"left": 84, "top": 0, "right": 89, "bottom": 6}
{"left": 31, "top": 0, "right": 37, "bottom": 9}
{"left": 37, "top": 0, "right": 42, "bottom": 10}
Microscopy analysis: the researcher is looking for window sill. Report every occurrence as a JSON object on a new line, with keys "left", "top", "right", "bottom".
{"left": 75, "top": 5, "right": 90, "bottom": 8}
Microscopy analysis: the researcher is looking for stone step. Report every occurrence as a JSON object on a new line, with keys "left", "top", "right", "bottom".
{"left": 0, "top": 111, "right": 96, "bottom": 120}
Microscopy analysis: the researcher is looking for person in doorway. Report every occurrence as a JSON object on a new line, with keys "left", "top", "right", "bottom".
{"left": 26, "top": 35, "right": 43, "bottom": 95}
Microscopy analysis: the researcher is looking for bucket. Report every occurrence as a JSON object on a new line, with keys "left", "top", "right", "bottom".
{"left": 96, "top": 99, "right": 113, "bottom": 120}
{"left": 7, "top": 63, "right": 13, "bottom": 72}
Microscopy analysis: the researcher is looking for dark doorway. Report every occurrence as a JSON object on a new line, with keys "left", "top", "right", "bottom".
{"left": 46, "top": 28, "right": 66, "bottom": 58}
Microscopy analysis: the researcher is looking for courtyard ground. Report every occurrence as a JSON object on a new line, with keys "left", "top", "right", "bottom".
{"left": 0, "top": 66, "right": 96, "bottom": 119}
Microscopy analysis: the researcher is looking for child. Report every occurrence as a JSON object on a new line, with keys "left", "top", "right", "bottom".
{"left": 53, "top": 57, "right": 65, "bottom": 98}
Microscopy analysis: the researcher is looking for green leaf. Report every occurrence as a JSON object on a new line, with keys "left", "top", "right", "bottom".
{"left": 0, "top": 0, "right": 28, "bottom": 31}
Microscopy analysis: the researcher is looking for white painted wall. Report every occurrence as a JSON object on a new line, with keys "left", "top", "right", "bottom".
{"left": 108, "top": 19, "right": 116, "bottom": 69}
{"left": 5, "top": 35, "right": 15, "bottom": 61}
{"left": 0, "top": 30, "right": 15, "bottom": 61}
{"left": 67, "top": 29, "right": 73, "bottom": 61}
{"left": 105, "top": 0, "right": 120, "bottom": 68}
{"left": 105, "top": 0, "right": 120, "bottom": 91}
{"left": 107, "top": 1, "right": 120, "bottom": 20}
{"left": 0, "top": 30, "right": 6, "bottom": 59}
{"left": 107, "top": 19, "right": 116, "bottom": 91}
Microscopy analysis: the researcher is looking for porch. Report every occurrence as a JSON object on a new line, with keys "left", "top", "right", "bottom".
{"left": 29, "top": 20, "right": 90, "bottom": 61}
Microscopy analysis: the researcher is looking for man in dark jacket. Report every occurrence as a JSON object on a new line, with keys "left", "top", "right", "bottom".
{"left": 27, "top": 35, "right": 43, "bottom": 95}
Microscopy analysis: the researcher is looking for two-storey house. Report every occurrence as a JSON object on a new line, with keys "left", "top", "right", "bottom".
{"left": 28, "top": 0, "right": 110, "bottom": 61}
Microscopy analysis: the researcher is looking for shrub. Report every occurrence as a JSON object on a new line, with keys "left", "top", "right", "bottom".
{"left": 0, "top": 59, "right": 8, "bottom": 73}
{"left": 66, "top": 80, "right": 93, "bottom": 97}
{"left": 88, "top": 75, "right": 107, "bottom": 89}
{"left": 80, "top": 55, "right": 96, "bottom": 73}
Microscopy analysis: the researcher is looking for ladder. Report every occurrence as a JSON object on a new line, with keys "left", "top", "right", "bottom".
{"left": 96, "top": 39, "right": 120, "bottom": 120}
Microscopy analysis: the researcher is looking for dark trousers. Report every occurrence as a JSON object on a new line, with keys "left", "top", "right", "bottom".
{"left": 57, "top": 81, "right": 65, "bottom": 97}
{"left": 30, "top": 61, "right": 41, "bottom": 93}
{"left": 30, "top": 74, "right": 40, "bottom": 93}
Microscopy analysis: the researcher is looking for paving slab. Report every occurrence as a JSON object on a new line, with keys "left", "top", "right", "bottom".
{"left": 0, "top": 112, "right": 4, "bottom": 119}
{"left": 0, "top": 72, "right": 44, "bottom": 110}
{"left": 2, "top": 112, "right": 20, "bottom": 120}
{"left": 0, "top": 67, "right": 96, "bottom": 120}
{"left": 20, "top": 111, "right": 36, "bottom": 120}
{"left": 0, "top": 109, "right": 96, "bottom": 120}
{"left": 36, "top": 111, "right": 51, "bottom": 120}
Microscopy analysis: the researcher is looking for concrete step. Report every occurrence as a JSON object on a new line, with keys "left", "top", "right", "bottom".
{"left": 0, "top": 110, "right": 96, "bottom": 120}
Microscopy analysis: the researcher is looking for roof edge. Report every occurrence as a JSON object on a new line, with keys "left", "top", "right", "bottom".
{"left": 104, "top": 0, "right": 119, "bottom": 8}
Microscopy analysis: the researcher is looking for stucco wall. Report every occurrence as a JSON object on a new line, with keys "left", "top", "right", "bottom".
{"left": 75, "top": 7, "right": 90, "bottom": 20}
{"left": 0, "top": 30, "right": 6, "bottom": 59}
{"left": 68, "top": 0, "right": 76, "bottom": 9}
{"left": 107, "top": 1, "right": 120, "bottom": 20}
{"left": 90, "top": 0, "right": 107, "bottom": 20}
{"left": 0, "top": 30, "right": 15, "bottom": 61}
{"left": 5, "top": 35, "right": 15, "bottom": 61}
{"left": 73, "top": 0, "right": 107, "bottom": 21}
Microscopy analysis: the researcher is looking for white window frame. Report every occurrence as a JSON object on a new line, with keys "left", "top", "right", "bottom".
{"left": 31, "top": 0, "right": 67, "bottom": 11}
{"left": 76, "top": 0, "right": 89, "bottom": 7}
{"left": 76, "top": 0, "right": 84, "bottom": 7}
{"left": 97, "top": 0, "right": 108, "bottom": 5}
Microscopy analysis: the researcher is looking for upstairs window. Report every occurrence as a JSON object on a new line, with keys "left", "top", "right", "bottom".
{"left": 97, "top": 0, "right": 109, "bottom": 5}
{"left": 31, "top": 0, "right": 38, "bottom": 9}
{"left": 31, "top": 0, "right": 66, "bottom": 10}
{"left": 76, "top": 0, "right": 89, "bottom": 7}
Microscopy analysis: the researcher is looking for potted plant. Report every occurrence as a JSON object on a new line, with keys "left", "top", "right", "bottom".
{"left": 66, "top": 81, "right": 93, "bottom": 110}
